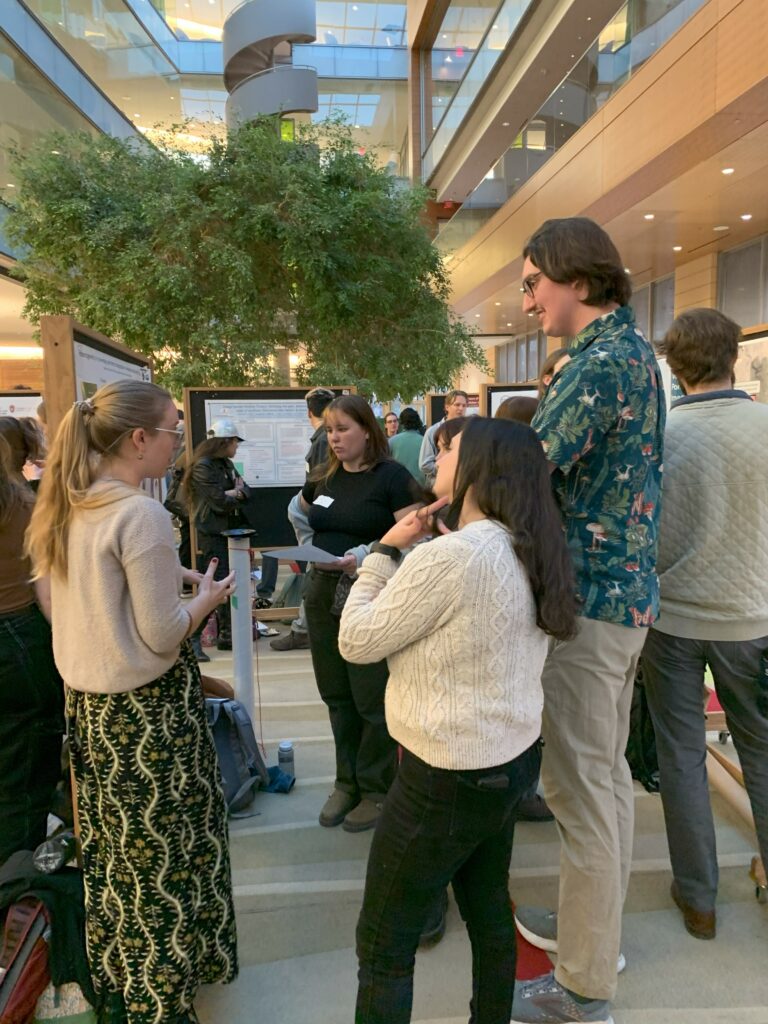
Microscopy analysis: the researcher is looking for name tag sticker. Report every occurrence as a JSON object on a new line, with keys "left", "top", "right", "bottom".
{"left": 313, "top": 495, "right": 334, "bottom": 508}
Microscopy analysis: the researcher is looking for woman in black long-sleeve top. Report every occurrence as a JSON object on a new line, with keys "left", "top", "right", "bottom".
{"left": 185, "top": 421, "right": 249, "bottom": 650}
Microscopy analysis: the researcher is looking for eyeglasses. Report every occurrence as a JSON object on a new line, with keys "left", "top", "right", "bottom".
{"left": 155, "top": 427, "right": 185, "bottom": 445}
{"left": 522, "top": 271, "right": 543, "bottom": 299}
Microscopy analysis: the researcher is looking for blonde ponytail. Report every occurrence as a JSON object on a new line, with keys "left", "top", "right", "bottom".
{"left": 26, "top": 380, "right": 171, "bottom": 579}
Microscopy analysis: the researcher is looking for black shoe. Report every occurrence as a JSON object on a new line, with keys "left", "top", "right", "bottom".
{"left": 253, "top": 597, "right": 273, "bottom": 610}
{"left": 216, "top": 637, "right": 232, "bottom": 651}
{"left": 516, "top": 793, "right": 554, "bottom": 822}
{"left": 190, "top": 636, "right": 210, "bottom": 663}
{"left": 419, "top": 889, "right": 448, "bottom": 948}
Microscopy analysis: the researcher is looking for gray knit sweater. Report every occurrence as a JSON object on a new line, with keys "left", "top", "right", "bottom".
{"left": 654, "top": 394, "right": 768, "bottom": 641}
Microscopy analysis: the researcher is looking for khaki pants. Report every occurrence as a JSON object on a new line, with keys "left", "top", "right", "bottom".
{"left": 540, "top": 617, "right": 648, "bottom": 1001}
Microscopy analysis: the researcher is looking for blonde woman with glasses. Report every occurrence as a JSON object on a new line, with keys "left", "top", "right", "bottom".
{"left": 26, "top": 380, "right": 238, "bottom": 1024}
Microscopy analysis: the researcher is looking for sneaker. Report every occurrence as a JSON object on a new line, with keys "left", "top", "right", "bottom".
{"left": 515, "top": 908, "right": 626, "bottom": 973}
{"left": 319, "top": 789, "right": 359, "bottom": 827}
{"left": 516, "top": 793, "right": 555, "bottom": 822}
{"left": 511, "top": 972, "right": 614, "bottom": 1024}
{"left": 342, "top": 796, "right": 384, "bottom": 833}
{"left": 270, "top": 631, "right": 310, "bottom": 651}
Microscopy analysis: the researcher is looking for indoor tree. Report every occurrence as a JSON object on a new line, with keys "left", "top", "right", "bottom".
{"left": 3, "top": 117, "right": 485, "bottom": 399}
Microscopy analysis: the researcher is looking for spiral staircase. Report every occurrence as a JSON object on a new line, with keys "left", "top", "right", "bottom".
{"left": 223, "top": 0, "right": 318, "bottom": 125}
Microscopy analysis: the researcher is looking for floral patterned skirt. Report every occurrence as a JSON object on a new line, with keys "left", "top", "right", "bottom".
{"left": 66, "top": 641, "right": 238, "bottom": 1024}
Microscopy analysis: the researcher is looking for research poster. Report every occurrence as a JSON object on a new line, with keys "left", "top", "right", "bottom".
{"left": 489, "top": 388, "right": 538, "bottom": 416}
{"left": 73, "top": 338, "right": 151, "bottom": 400}
{"left": 204, "top": 398, "right": 311, "bottom": 488}
{"left": 0, "top": 392, "right": 41, "bottom": 418}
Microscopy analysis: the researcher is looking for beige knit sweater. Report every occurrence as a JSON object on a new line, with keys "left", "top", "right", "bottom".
{"left": 51, "top": 483, "right": 188, "bottom": 693}
{"left": 338, "top": 519, "right": 547, "bottom": 769}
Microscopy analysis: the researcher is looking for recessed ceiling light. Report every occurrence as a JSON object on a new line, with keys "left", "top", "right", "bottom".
{"left": 50, "top": 150, "right": 60, "bottom": 155}
{"left": 673, "top": 245, "right": 682, "bottom": 252}
{"left": 442, "top": 33, "right": 447, "bottom": 39}
{"left": 501, "top": 121, "right": 510, "bottom": 127}
{"left": 527, "top": 312, "right": 534, "bottom": 317}
{"left": 644, "top": 213, "right": 654, "bottom": 220}
{"left": 506, "top": 322, "right": 512, "bottom": 327}
{"left": 624, "top": 267, "right": 631, "bottom": 273}
{"left": 475, "top": 313, "right": 481, "bottom": 317}
{"left": 713, "top": 225, "right": 729, "bottom": 231}
{"left": 721, "top": 167, "right": 735, "bottom": 175}
{"left": 495, "top": 301, "right": 501, "bottom": 306}
{"left": 134, "top": 113, "right": 141, "bottom": 118}
{"left": 6, "top": 183, "right": 15, "bottom": 188}
{"left": 741, "top": 213, "right": 753, "bottom": 221}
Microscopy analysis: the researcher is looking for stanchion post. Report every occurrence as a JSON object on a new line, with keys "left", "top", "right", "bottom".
{"left": 223, "top": 528, "right": 255, "bottom": 715}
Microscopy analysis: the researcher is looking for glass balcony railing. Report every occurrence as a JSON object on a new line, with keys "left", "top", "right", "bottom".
{"left": 422, "top": 0, "right": 533, "bottom": 179}
{"left": 435, "top": 0, "right": 709, "bottom": 255}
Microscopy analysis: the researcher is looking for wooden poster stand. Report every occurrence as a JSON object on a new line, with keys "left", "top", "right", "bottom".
{"left": 39, "top": 316, "right": 153, "bottom": 437}
{"left": 183, "top": 385, "right": 354, "bottom": 621}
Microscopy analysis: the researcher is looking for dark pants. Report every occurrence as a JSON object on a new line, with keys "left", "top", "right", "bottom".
{"left": 178, "top": 517, "right": 192, "bottom": 573}
{"left": 257, "top": 555, "right": 278, "bottom": 599}
{"left": 196, "top": 533, "right": 231, "bottom": 637}
{"left": 304, "top": 569, "right": 397, "bottom": 799}
{"left": 642, "top": 628, "right": 768, "bottom": 911}
{"left": 356, "top": 744, "right": 540, "bottom": 1024}
{"left": 0, "top": 604, "right": 65, "bottom": 863}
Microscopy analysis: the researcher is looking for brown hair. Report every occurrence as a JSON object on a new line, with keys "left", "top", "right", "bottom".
{"left": 538, "top": 347, "right": 569, "bottom": 398}
{"left": 183, "top": 436, "right": 238, "bottom": 517}
{"left": 434, "top": 416, "right": 468, "bottom": 450}
{"left": 443, "top": 389, "right": 469, "bottom": 408}
{"left": 656, "top": 308, "right": 741, "bottom": 387}
{"left": 495, "top": 396, "right": 539, "bottom": 424}
{"left": 523, "top": 217, "right": 631, "bottom": 308}
{"left": 0, "top": 416, "right": 45, "bottom": 473}
{"left": 313, "top": 394, "right": 391, "bottom": 483}
{"left": 0, "top": 434, "right": 32, "bottom": 525}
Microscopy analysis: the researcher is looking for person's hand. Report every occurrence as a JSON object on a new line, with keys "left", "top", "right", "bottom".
{"left": 379, "top": 497, "right": 451, "bottom": 551}
{"left": 182, "top": 567, "right": 205, "bottom": 586}
{"left": 336, "top": 554, "right": 358, "bottom": 576}
{"left": 224, "top": 487, "right": 239, "bottom": 498}
{"left": 197, "top": 558, "right": 236, "bottom": 608}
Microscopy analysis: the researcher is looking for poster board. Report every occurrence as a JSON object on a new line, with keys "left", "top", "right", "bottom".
{"left": 425, "top": 391, "right": 480, "bottom": 427}
{"left": 184, "top": 386, "right": 354, "bottom": 551}
{"left": 0, "top": 390, "right": 42, "bottom": 418}
{"left": 481, "top": 383, "right": 539, "bottom": 417}
{"left": 39, "top": 316, "right": 153, "bottom": 438}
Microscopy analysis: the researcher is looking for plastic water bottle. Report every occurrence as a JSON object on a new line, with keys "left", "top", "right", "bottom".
{"left": 278, "top": 740, "right": 295, "bottom": 777}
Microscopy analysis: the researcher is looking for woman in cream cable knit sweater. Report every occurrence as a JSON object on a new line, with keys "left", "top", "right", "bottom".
{"left": 339, "top": 416, "right": 577, "bottom": 1024}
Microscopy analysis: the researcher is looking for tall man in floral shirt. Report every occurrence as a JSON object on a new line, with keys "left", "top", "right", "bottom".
{"left": 513, "top": 218, "right": 665, "bottom": 1024}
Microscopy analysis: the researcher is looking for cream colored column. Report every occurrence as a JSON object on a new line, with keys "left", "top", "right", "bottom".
{"left": 674, "top": 254, "right": 718, "bottom": 316}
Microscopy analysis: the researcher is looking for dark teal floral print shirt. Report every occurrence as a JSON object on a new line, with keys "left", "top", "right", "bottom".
{"left": 532, "top": 306, "right": 665, "bottom": 627}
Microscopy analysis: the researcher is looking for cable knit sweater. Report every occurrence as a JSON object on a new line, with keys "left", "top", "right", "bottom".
{"left": 338, "top": 518, "right": 547, "bottom": 769}
{"left": 51, "top": 483, "right": 188, "bottom": 693}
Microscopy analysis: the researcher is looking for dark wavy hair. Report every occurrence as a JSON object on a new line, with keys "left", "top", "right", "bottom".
{"left": 524, "top": 217, "right": 631, "bottom": 308}
{"left": 446, "top": 416, "right": 577, "bottom": 641}
{"left": 183, "top": 436, "right": 237, "bottom": 516}
{"left": 313, "top": 394, "right": 391, "bottom": 484}
{"left": 434, "top": 416, "right": 468, "bottom": 450}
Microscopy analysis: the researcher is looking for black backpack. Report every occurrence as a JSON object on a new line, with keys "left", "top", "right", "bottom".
{"left": 206, "top": 698, "right": 269, "bottom": 815}
{"left": 625, "top": 659, "right": 660, "bottom": 793}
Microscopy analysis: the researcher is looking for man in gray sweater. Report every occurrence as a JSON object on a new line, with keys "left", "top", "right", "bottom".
{"left": 643, "top": 307, "right": 768, "bottom": 941}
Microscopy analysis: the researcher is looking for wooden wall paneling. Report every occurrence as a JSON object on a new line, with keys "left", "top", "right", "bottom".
{"left": 674, "top": 253, "right": 719, "bottom": 315}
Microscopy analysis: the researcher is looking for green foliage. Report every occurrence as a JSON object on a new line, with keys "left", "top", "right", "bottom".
{"left": 3, "top": 117, "right": 486, "bottom": 399}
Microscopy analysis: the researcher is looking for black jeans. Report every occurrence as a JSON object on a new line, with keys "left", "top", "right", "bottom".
{"left": 304, "top": 569, "right": 397, "bottom": 799}
{"left": 356, "top": 743, "right": 540, "bottom": 1024}
{"left": 0, "top": 604, "right": 65, "bottom": 863}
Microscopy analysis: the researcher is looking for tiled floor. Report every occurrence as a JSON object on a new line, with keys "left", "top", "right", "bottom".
{"left": 196, "top": 637, "right": 768, "bottom": 1024}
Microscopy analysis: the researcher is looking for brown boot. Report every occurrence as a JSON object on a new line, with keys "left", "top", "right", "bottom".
{"left": 319, "top": 789, "right": 359, "bottom": 827}
{"left": 342, "top": 796, "right": 385, "bottom": 833}
{"left": 671, "top": 881, "right": 716, "bottom": 940}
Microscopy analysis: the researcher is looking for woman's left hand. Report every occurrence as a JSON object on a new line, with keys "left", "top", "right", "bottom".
{"left": 379, "top": 497, "right": 451, "bottom": 551}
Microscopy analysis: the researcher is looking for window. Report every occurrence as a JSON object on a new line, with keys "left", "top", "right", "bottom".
{"left": 494, "top": 331, "right": 545, "bottom": 383}
{"left": 719, "top": 238, "right": 766, "bottom": 329}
